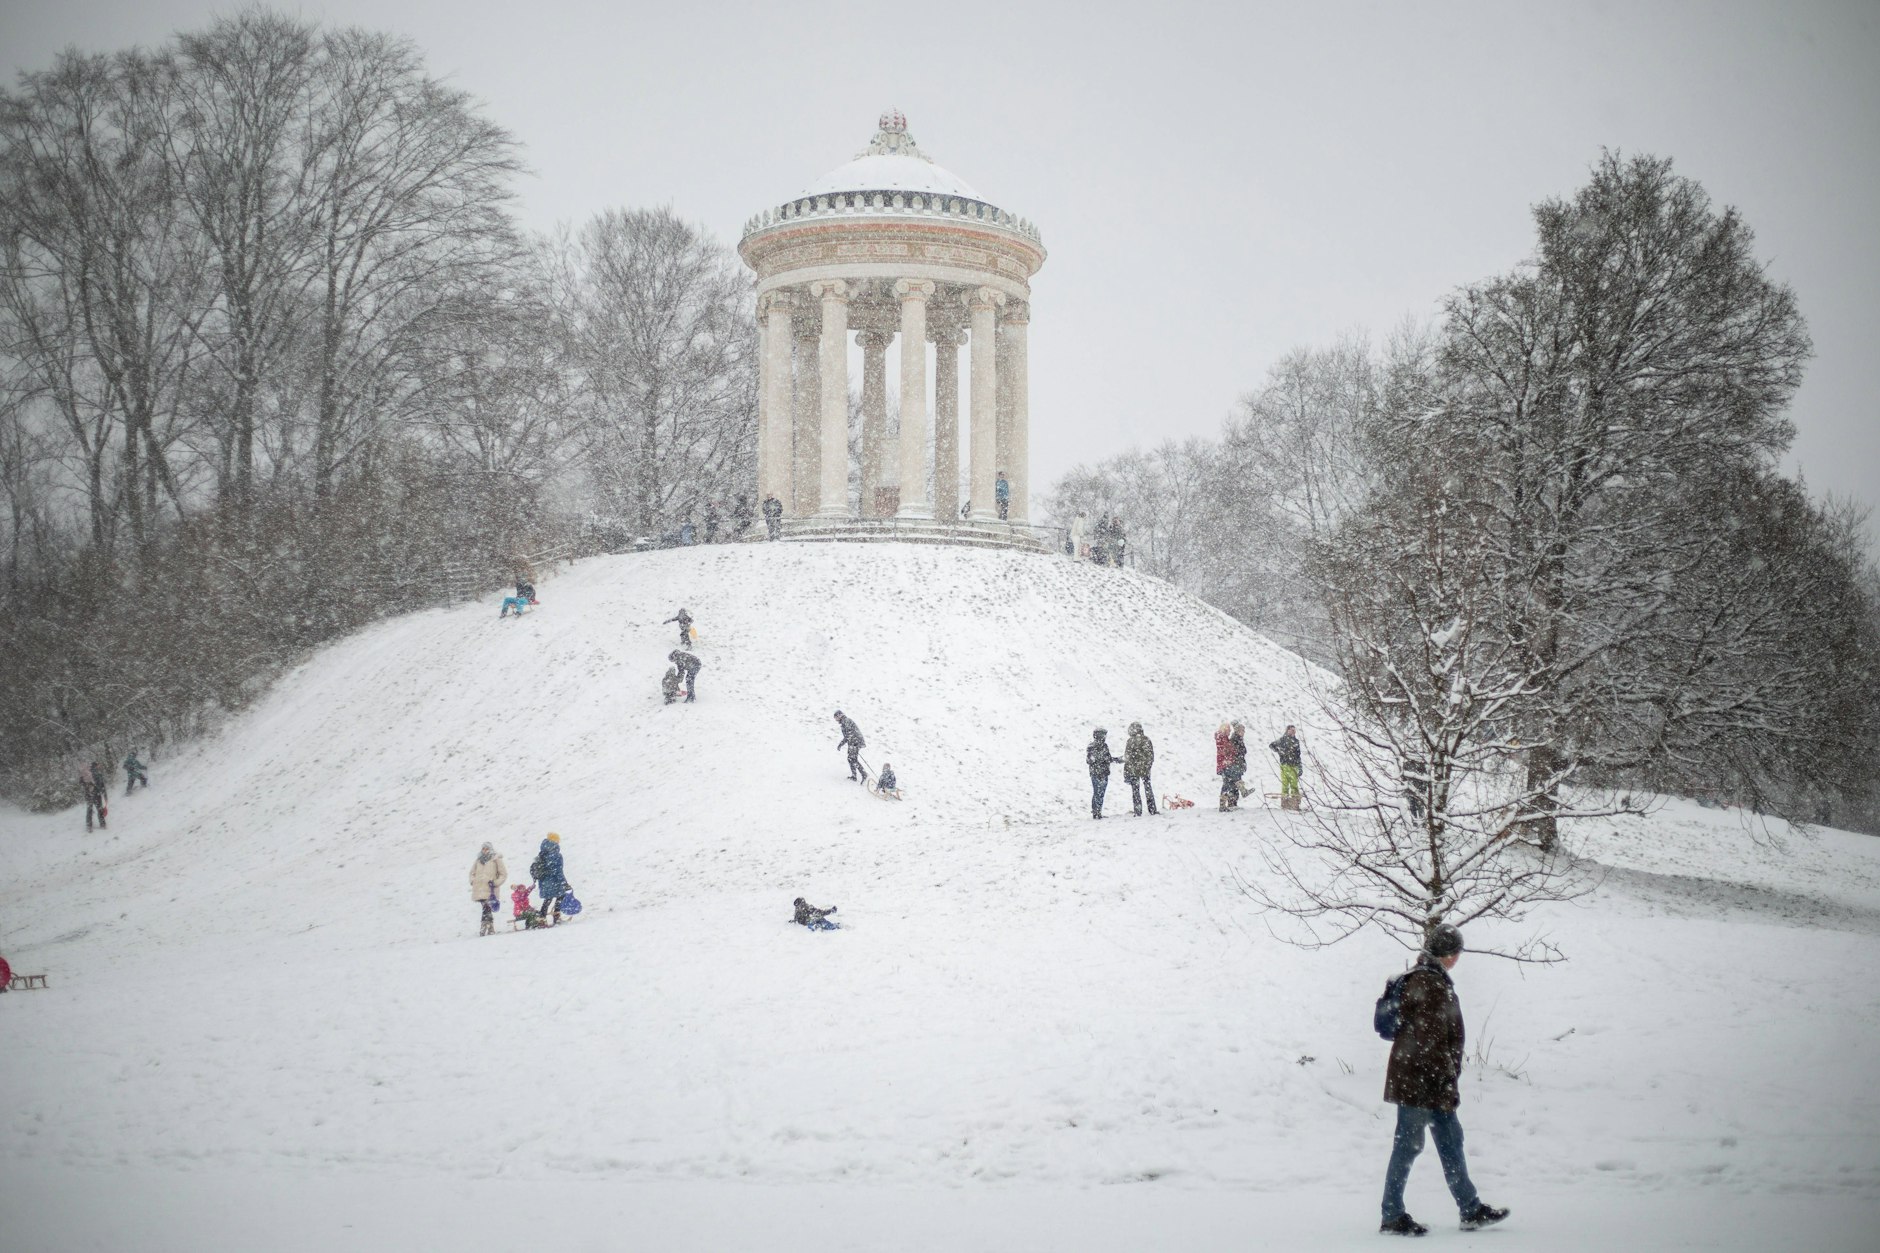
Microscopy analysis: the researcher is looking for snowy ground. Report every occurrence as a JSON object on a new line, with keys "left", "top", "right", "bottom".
{"left": 1, "top": 544, "right": 1876, "bottom": 1251}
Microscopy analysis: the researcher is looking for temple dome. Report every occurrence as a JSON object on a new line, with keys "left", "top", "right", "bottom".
{"left": 799, "top": 110, "right": 982, "bottom": 201}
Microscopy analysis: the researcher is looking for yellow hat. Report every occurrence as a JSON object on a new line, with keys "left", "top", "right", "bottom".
{"left": 546, "top": 832, "right": 561, "bottom": 844}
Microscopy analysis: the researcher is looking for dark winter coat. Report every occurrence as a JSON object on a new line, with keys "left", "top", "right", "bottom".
{"left": 664, "top": 610, "right": 693, "bottom": 628}
{"left": 1223, "top": 731, "right": 1247, "bottom": 783}
{"left": 1269, "top": 733, "right": 1302, "bottom": 768}
{"left": 835, "top": 714, "right": 864, "bottom": 750}
{"left": 794, "top": 900, "right": 834, "bottom": 926}
{"left": 1124, "top": 727, "right": 1154, "bottom": 779}
{"left": 530, "top": 840, "right": 568, "bottom": 899}
{"left": 670, "top": 650, "right": 702, "bottom": 676}
{"left": 762, "top": 496, "right": 783, "bottom": 521}
{"left": 876, "top": 767, "right": 897, "bottom": 792}
{"left": 1086, "top": 733, "right": 1120, "bottom": 778}
{"left": 1383, "top": 955, "right": 1466, "bottom": 1111}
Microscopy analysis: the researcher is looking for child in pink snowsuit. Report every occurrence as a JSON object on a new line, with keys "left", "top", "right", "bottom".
{"left": 511, "top": 883, "right": 535, "bottom": 920}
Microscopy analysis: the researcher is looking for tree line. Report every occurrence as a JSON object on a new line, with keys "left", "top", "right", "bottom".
{"left": 0, "top": 10, "right": 756, "bottom": 802}
{"left": 1051, "top": 152, "right": 1880, "bottom": 915}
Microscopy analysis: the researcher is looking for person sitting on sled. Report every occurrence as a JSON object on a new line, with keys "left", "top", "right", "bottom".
{"left": 793, "top": 897, "right": 839, "bottom": 931}
{"left": 511, "top": 882, "right": 544, "bottom": 928}
{"left": 875, "top": 763, "right": 899, "bottom": 797}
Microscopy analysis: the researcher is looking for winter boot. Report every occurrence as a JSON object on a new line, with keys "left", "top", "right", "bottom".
{"left": 1459, "top": 1204, "right": 1508, "bottom": 1231}
{"left": 1379, "top": 1214, "right": 1428, "bottom": 1237}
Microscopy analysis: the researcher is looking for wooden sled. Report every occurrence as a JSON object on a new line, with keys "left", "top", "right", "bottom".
{"left": 7, "top": 973, "right": 49, "bottom": 990}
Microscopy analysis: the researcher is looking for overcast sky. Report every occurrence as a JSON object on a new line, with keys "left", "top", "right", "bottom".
{"left": 5, "top": 0, "right": 1876, "bottom": 541}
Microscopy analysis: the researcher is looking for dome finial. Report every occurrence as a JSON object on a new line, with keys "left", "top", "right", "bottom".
{"left": 859, "top": 110, "right": 928, "bottom": 162}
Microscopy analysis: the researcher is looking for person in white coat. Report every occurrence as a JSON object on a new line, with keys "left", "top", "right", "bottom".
{"left": 1069, "top": 510, "right": 1089, "bottom": 560}
{"left": 470, "top": 842, "right": 508, "bottom": 936}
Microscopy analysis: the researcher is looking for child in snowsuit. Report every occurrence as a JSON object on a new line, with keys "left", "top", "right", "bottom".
{"left": 1086, "top": 728, "right": 1121, "bottom": 818}
{"left": 875, "top": 763, "right": 899, "bottom": 797}
{"left": 662, "top": 666, "right": 683, "bottom": 704}
{"left": 793, "top": 897, "right": 839, "bottom": 931}
{"left": 123, "top": 750, "right": 149, "bottom": 795}
{"left": 664, "top": 608, "right": 694, "bottom": 646}
{"left": 834, "top": 711, "right": 866, "bottom": 782}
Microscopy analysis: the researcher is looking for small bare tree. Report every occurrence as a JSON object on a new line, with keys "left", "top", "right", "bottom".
{"left": 1244, "top": 461, "right": 1632, "bottom": 960}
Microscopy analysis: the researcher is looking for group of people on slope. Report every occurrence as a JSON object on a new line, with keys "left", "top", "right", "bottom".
{"left": 468, "top": 835, "right": 576, "bottom": 936}
{"left": 834, "top": 710, "right": 898, "bottom": 796}
{"left": 1084, "top": 723, "right": 1159, "bottom": 818}
{"left": 1067, "top": 510, "right": 1128, "bottom": 566}
{"left": 661, "top": 607, "right": 704, "bottom": 704}
{"left": 75, "top": 750, "right": 150, "bottom": 831}
{"left": 1213, "top": 723, "right": 1305, "bottom": 811}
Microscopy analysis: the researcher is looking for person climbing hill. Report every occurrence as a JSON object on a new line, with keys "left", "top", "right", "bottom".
{"left": 123, "top": 749, "right": 149, "bottom": 795}
{"left": 664, "top": 608, "right": 695, "bottom": 646}
{"left": 469, "top": 842, "right": 507, "bottom": 937}
{"left": 529, "top": 834, "right": 570, "bottom": 927}
{"left": 1086, "top": 727, "right": 1121, "bottom": 818}
{"left": 834, "top": 711, "right": 866, "bottom": 783}
{"left": 669, "top": 650, "right": 702, "bottom": 702}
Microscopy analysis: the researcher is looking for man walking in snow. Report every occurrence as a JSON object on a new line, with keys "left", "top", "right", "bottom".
{"left": 1379, "top": 923, "right": 1509, "bottom": 1236}
{"left": 834, "top": 710, "right": 866, "bottom": 783}
{"left": 1086, "top": 727, "right": 1121, "bottom": 818}
{"left": 1269, "top": 724, "right": 1303, "bottom": 810}
{"left": 1124, "top": 722, "right": 1158, "bottom": 816}
{"left": 669, "top": 650, "right": 702, "bottom": 702}
{"left": 469, "top": 842, "right": 508, "bottom": 937}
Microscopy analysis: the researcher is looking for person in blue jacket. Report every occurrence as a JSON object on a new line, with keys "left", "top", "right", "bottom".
{"left": 529, "top": 833, "right": 569, "bottom": 926}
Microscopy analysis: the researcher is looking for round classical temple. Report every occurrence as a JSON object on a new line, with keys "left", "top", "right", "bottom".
{"left": 739, "top": 112, "right": 1046, "bottom": 543}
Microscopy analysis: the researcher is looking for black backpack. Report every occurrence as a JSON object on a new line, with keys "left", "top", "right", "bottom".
{"left": 1374, "top": 969, "right": 1414, "bottom": 1040}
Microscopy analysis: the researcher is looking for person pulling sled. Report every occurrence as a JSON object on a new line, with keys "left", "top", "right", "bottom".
{"left": 529, "top": 833, "right": 572, "bottom": 927}
{"left": 834, "top": 711, "right": 866, "bottom": 783}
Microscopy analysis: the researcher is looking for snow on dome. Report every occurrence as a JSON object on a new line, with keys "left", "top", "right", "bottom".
{"left": 800, "top": 111, "right": 982, "bottom": 201}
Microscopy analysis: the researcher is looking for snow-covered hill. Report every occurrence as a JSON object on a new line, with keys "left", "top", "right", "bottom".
{"left": 2, "top": 543, "right": 1877, "bottom": 1252}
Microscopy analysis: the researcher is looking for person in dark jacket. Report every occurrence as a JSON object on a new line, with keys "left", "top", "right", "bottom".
{"left": 661, "top": 666, "right": 683, "bottom": 705}
{"left": 664, "top": 608, "right": 694, "bottom": 645}
{"left": 733, "top": 494, "right": 754, "bottom": 538}
{"left": 1093, "top": 515, "right": 1115, "bottom": 566}
{"left": 762, "top": 494, "right": 783, "bottom": 540}
{"left": 123, "top": 749, "right": 149, "bottom": 795}
{"left": 1269, "top": 725, "right": 1303, "bottom": 809}
{"left": 834, "top": 711, "right": 866, "bottom": 782}
{"left": 793, "top": 897, "right": 839, "bottom": 930}
{"left": 669, "top": 650, "right": 702, "bottom": 702}
{"left": 1123, "top": 722, "right": 1157, "bottom": 816}
{"left": 875, "top": 763, "right": 898, "bottom": 796}
{"left": 994, "top": 470, "right": 1011, "bottom": 520}
{"left": 1380, "top": 924, "right": 1508, "bottom": 1236}
{"left": 80, "top": 762, "right": 107, "bottom": 831}
{"left": 705, "top": 500, "right": 722, "bottom": 544}
{"left": 528, "top": 834, "right": 569, "bottom": 927}
{"left": 1220, "top": 723, "right": 1247, "bottom": 811}
{"left": 1086, "top": 728, "right": 1121, "bottom": 818}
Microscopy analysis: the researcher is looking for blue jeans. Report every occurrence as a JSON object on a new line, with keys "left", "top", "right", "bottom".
{"left": 1382, "top": 1105, "right": 1480, "bottom": 1221}
{"left": 1091, "top": 774, "right": 1109, "bottom": 816}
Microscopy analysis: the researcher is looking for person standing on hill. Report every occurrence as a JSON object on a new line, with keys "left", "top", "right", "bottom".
{"left": 733, "top": 494, "right": 754, "bottom": 539}
{"left": 1086, "top": 727, "right": 1121, "bottom": 818}
{"left": 123, "top": 749, "right": 149, "bottom": 795}
{"left": 1093, "top": 515, "right": 1115, "bottom": 566}
{"left": 1270, "top": 725, "right": 1303, "bottom": 809}
{"left": 995, "top": 470, "right": 1011, "bottom": 520}
{"left": 705, "top": 500, "right": 722, "bottom": 544}
{"left": 664, "top": 607, "right": 694, "bottom": 646}
{"left": 1124, "top": 722, "right": 1158, "bottom": 816}
{"left": 1220, "top": 723, "right": 1248, "bottom": 811}
{"left": 762, "top": 494, "right": 783, "bottom": 540}
{"left": 669, "top": 650, "right": 702, "bottom": 702}
{"left": 469, "top": 841, "right": 508, "bottom": 937}
{"left": 834, "top": 710, "right": 866, "bottom": 783}
{"left": 80, "top": 762, "right": 107, "bottom": 831}
{"left": 1379, "top": 924, "right": 1509, "bottom": 1236}
{"left": 529, "top": 834, "right": 569, "bottom": 927}
{"left": 1069, "top": 509, "right": 1089, "bottom": 560}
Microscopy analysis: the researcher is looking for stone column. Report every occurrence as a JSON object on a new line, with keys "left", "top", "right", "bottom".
{"left": 894, "top": 279, "right": 934, "bottom": 520}
{"left": 812, "top": 279, "right": 851, "bottom": 520}
{"left": 966, "top": 286, "right": 1004, "bottom": 523}
{"left": 931, "top": 327, "right": 962, "bottom": 522}
{"left": 761, "top": 291, "right": 795, "bottom": 514}
{"left": 858, "top": 329, "right": 892, "bottom": 518}
{"left": 1002, "top": 307, "right": 1030, "bottom": 524}
{"left": 791, "top": 320, "right": 821, "bottom": 517}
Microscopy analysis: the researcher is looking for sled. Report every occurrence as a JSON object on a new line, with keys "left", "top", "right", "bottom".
{"left": 6, "top": 973, "right": 48, "bottom": 990}
{"left": 870, "top": 786, "right": 904, "bottom": 801}
{"left": 1163, "top": 794, "right": 1195, "bottom": 809}
{"left": 1264, "top": 792, "right": 1306, "bottom": 811}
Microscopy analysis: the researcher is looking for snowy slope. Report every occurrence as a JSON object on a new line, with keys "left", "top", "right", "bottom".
{"left": 1, "top": 543, "right": 1877, "bottom": 1252}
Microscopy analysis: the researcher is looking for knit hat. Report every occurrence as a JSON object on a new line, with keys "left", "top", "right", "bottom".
{"left": 545, "top": 833, "right": 561, "bottom": 844}
{"left": 1425, "top": 923, "right": 1464, "bottom": 958}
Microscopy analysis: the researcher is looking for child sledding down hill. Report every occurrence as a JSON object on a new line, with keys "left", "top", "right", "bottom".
{"left": 793, "top": 897, "right": 839, "bottom": 931}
